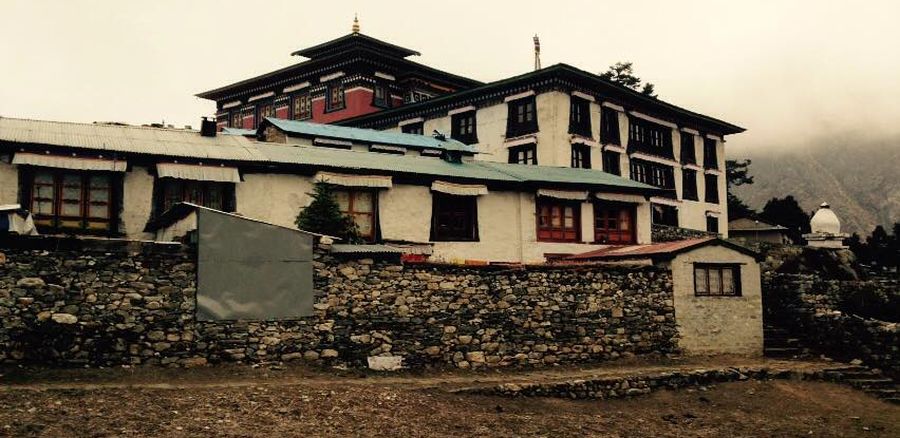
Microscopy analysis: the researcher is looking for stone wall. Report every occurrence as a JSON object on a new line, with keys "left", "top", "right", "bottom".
{"left": 0, "top": 236, "right": 679, "bottom": 369}
{"left": 651, "top": 224, "right": 716, "bottom": 243}
{"left": 764, "top": 273, "right": 899, "bottom": 376}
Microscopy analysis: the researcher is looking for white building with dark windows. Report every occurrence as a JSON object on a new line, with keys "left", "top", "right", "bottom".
{"left": 340, "top": 64, "right": 744, "bottom": 237}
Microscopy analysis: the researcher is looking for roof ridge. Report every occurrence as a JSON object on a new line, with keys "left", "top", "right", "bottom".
{"left": 0, "top": 115, "right": 198, "bottom": 133}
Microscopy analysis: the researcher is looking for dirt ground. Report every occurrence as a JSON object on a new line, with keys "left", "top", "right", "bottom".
{"left": 0, "top": 361, "right": 897, "bottom": 437}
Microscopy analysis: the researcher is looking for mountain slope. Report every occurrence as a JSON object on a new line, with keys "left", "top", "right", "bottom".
{"left": 732, "top": 136, "right": 899, "bottom": 236}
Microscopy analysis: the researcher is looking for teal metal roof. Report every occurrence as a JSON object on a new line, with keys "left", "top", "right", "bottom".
{"left": 475, "top": 161, "right": 659, "bottom": 191}
{"left": 262, "top": 118, "right": 476, "bottom": 153}
{"left": 221, "top": 127, "right": 257, "bottom": 136}
{"left": 256, "top": 142, "right": 516, "bottom": 182}
{"left": 255, "top": 142, "right": 662, "bottom": 193}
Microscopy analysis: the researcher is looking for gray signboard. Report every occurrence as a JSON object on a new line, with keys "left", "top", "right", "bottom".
{"left": 196, "top": 208, "right": 315, "bottom": 321}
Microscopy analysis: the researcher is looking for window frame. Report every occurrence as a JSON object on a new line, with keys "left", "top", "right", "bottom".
{"left": 628, "top": 116, "right": 674, "bottom": 159}
{"left": 571, "top": 143, "right": 591, "bottom": 169}
{"left": 230, "top": 111, "right": 242, "bottom": 129}
{"left": 451, "top": 110, "right": 478, "bottom": 145}
{"left": 154, "top": 178, "right": 236, "bottom": 217}
{"left": 703, "top": 137, "right": 719, "bottom": 169}
{"left": 593, "top": 202, "right": 636, "bottom": 244}
{"left": 704, "top": 173, "right": 720, "bottom": 204}
{"left": 682, "top": 168, "right": 699, "bottom": 201}
{"left": 334, "top": 188, "right": 378, "bottom": 242}
{"left": 600, "top": 107, "right": 621, "bottom": 145}
{"left": 651, "top": 203, "right": 679, "bottom": 227}
{"left": 568, "top": 95, "right": 592, "bottom": 137}
{"left": 706, "top": 216, "right": 720, "bottom": 234}
{"left": 372, "top": 82, "right": 392, "bottom": 109}
{"left": 536, "top": 198, "right": 581, "bottom": 243}
{"left": 693, "top": 263, "right": 742, "bottom": 297}
{"left": 680, "top": 132, "right": 696, "bottom": 164}
{"left": 601, "top": 150, "right": 621, "bottom": 176}
{"left": 508, "top": 144, "right": 538, "bottom": 165}
{"left": 630, "top": 159, "right": 675, "bottom": 189}
{"left": 430, "top": 193, "right": 479, "bottom": 242}
{"left": 21, "top": 167, "right": 121, "bottom": 235}
{"left": 256, "top": 101, "right": 275, "bottom": 127}
{"left": 505, "top": 96, "right": 538, "bottom": 138}
{"left": 325, "top": 82, "right": 346, "bottom": 113}
{"left": 292, "top": 93, "right": 312, "bottom": 120}
{"left": 401, "top": 122, "right": 424, "bottom": 135}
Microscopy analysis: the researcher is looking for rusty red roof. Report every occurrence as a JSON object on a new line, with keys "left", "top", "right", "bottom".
{"left": 566, "top": 237, "right": 758, "bottom": 261}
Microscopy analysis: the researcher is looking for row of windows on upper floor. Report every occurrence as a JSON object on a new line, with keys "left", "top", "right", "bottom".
{"left": 398, "top": 95, "right": 720, "bottom": 170}
{"left": 19, "top": 166, "right": 643, "bottom": 245}
{"left": 222, "top": 82, "right": 401, "bottom": 129}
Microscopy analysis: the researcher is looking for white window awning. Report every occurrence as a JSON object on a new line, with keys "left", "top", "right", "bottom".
{"left": 13, "top": 152, "right": 127, "bottom": 172}
{"left": 157, "top": 163, "right": 241, "bottom": 183}
{"left": 314, "top": 172, "right": 393, "bottom": 188}
{"left": 431, "top": 181, "right": 488, "bottom": 196}
{"left": 537, "top": 189, "right": 589, "bottom": 201}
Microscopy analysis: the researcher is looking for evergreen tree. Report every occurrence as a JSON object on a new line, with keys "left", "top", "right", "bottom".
{"left": 295, "top": 182, "right": 361, "bottom": 243}
{"left": 760, "top": 195, "right": 810, "bottom": 243}
{"left": 599, "top": 62, "right": 658, "bottom": 97}
{"left": 725, "top": 159, "right": 756, "bottom": 219}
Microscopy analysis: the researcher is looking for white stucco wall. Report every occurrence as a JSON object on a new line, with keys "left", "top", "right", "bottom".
{"left": 670, "top": 245, "right": 762, "bottom": 356}
{"left": 236, "top": 173, "right": 314, "bottom": 229}
{"left": 0, "top": 160, "right": 19, "bottom": 206}
{"left": 378, "top": 184, "right": 432, "bottom": 242}
{"left": 120, "top": 166, "right": 155, "bottom": 239}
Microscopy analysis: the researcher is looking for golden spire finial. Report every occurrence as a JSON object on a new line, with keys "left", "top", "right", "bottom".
{"left": 352, "top": 14, "right": 360, "bottom": 34}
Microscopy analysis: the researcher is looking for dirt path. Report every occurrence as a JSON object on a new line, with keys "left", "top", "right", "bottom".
{"left": 0, "top": 356, "right": 833, "bottom": 393}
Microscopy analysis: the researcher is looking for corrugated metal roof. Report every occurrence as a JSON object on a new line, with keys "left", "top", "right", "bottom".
{"left": 264, "top": 118, "right": 476, "bottom": 152}
{"left": 475, "top": 161, "right": 660, "bottom": 192}
{"left": 330, "top": 244, "right": 403, "bottom": 254}
{"left": 256, "top": 142, "right": 518, "bottom": 182}
{"left": 567, "top": 237, "right": 759, "bottom": 261}
{"left": 221, "top": 127, "right": 257, "bottom": 136}
{"left": 0, "top": 117, "right": 266, "bottom": 161}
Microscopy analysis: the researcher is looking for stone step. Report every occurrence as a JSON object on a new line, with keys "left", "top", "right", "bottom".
{"left": 845, "top": 378, "right": 895, "bottom": 389}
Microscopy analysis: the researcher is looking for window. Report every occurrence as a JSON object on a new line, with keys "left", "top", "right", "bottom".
{"left": 651, "top": 203, "right": 679, "bottom": 227}
{"left": 26, "top": 169, "right": 116, "bottom": 233}
{"left": 704, "top": 174, "right": 719, "bottom": 203}
{"left": 293, "top": 94, "right": 312, "bottom": 120}
{"left": 536, "top": 199, "right": 580, "bottom": 242}
{"left": 703, "top": 137, "right": 718, "bottom": 169}
{"left": 506, "top": 96, "right": 538, "bottom": 137}
{"left": 682, "top": 169, "right": 698, "bottom": 201}
{"left": 600, "top": 107, "right": 620, "bottom": 145}
{"left": 326, "top": 83, "right": 345, "bottom": 112}
{"left": 431, "top": 193, "right": 478, "bottom": 241}
{"left": 602, "top": 151, "right": 621, "bottom": 176}
{"left": 628, "top": 117, "right": 673, "bottom": 158}
{"left": 680, "top": 132, "right": 696, "bottom": 164}
{"left": 569, "top": 96, "right": 591, "bottom": 137}
{"left": 373, "top": 83, "right": 391, "bottom": 108}
{"left": 571, "top": 144, "right": 591, "bottom": 169}
{"left": 401, "top": 122, "right": 424, "bottom": 135}
{"left": 242, "top": 109, "right": 255, "bottom": 130}
{"left": 230, "top": 111, "right": 242, "bottom": 128}
{"left": 706, "top": 216, "right": 720, "bottom": 234}
{"left": 694, "top": 264, "right": 741, "bottom": 297}
{"left": 335, "top": 189, "right": 376, "bottom": 241}
{"left": 508, "top": 144, "right": 537, "bottom": 165}
{"left": 451, "top": 111, "right": 478, "bottom": 144}
{"left": 257, "top": 103, "right": 274, "bottom": 127}
{"left": 630, "top": 159, "right": 675, "bottom": 189}
{"left": 594, "top": 203, "right": 635, "bottom": 244}
{"left": 157, "top": 179, "right": 234, "bottom": 214}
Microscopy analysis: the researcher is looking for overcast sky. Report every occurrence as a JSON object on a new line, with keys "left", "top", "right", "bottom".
{"left": 2, "top": 0, "right": 898, "bottom": 154}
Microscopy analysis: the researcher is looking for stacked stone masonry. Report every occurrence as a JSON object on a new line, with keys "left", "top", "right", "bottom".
{"left": 763, "top": 273, "right": 899, "bottom": 377}
{"left": 0, "top": 237, "right": 679, "bottom": 369}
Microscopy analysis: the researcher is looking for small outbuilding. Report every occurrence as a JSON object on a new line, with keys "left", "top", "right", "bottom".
{"left": 728, "top": 217, "right": 791, "bottom": 244}
{"left": 567, "top": 238, "right": 763, "bottom": 356}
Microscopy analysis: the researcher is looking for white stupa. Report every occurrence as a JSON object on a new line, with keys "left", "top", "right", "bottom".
{"left": 803, "top": 202, "right": 848, "bottom": 248}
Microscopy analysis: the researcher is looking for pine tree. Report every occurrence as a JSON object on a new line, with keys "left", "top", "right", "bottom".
{"left": 760, "top": 195, "right": 810, "bottom": 244}
{"left": 599, "top": 62, "right": 658, "bottom": 98}
{"left": 726, "top": 159, "right": 757, "bottom": 219}
{"left": 295, "top": 182, "right": 361, "bottom": 243}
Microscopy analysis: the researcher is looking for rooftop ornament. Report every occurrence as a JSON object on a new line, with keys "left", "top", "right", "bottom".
{"left": 352, "top": 14, "right": 360, "bottom": 34}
